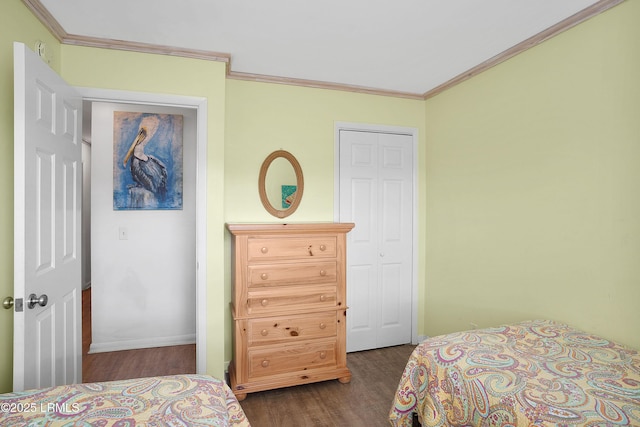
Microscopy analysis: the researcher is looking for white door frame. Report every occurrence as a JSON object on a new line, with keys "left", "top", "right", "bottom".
{"left": 334, "top": 121, "right": 418, "bottom": 346}
{"left": 78, "top": 87, "right": 208, "bottom": 373}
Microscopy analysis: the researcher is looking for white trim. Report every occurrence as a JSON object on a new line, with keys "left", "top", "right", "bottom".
{"left": 89, "top": 334, "right": 196, "bottom": 354}
{"left": 77, "top": 87, "right": 208, "bottom": 374}
{"left": 334, "top": 121, "right": 419, "bottom": 346}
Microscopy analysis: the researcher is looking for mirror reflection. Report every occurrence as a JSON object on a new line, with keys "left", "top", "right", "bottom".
{"left": 265, "top": 157, "right": 296, "bottom": 210}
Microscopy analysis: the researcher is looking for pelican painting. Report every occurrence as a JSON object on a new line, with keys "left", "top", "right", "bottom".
{"left": 113, "top": 112, "right": 184, "bottom": 210}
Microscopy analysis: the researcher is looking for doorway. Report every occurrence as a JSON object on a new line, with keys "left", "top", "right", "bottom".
{"left": 79, "top": 90, "right": 208, "bottom": 381}
{"left": 334, "top": 122, "right": 418, "bottom": 352}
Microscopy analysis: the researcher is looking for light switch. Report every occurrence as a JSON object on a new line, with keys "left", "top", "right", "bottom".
{"left": 119, "top": 227, "right": 128, "bottom": 240}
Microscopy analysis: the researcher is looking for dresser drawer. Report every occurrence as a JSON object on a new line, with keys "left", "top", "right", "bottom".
{"left": 248, "top": 340, "right": 337, "bottom": 379}
{"left": 246, "top": 285, "right": 337, "bottom": 316}
{"left": 248, "top": 262, "right": 337, "bottom": 287}
{"left": 248, "top": 312, "right": 337, "bottom": 345}
{"left": 248, "top": 237, "right": 337, "bottom": 261}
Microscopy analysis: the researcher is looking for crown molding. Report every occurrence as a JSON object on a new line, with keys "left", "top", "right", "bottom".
{"left": 23, "top": 0, "right": 623, "bottom": 100}
{"left": 423, "top": 0, "right": 624, "bottom": 100}
{"left": 61, "top": 34, "right": 231, "bottom": 64}
{"left": 227, "top": 71, "right": 424, "bottom": 100}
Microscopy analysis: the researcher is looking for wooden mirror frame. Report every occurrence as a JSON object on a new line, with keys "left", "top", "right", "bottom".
{"left": 258, "top": 150, "right": 304, "bottom": 218}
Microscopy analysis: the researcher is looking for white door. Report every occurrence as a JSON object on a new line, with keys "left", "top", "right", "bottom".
{"left": 339, "top": 130, "right": 413, "bottom": 352}
{"left": 13, "top": 42, "right": 83, "bottom": 391}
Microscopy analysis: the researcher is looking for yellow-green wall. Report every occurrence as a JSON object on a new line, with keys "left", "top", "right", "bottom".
{"left": 60, "top": 45, "right": 228, "bottom": 382}
{"left": 423, "top": 0, "right": 639, "bottom": 348}
{"left": 224, "top": 80, "right": 425, "bottom": 222}
{"left": 224, "top": 80, "right": 427, "bottom": 362}
{"left": 1, "top": 0, "right": 637, "bottom": 396}
{"left": 0, "top": 0, "right": 426, "bottom": 393}
{"left": 0, "top": 0, "right": 228, "bottom": 393}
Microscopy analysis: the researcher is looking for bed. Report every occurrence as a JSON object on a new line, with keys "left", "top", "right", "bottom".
{"left": 0, "top": 374, "right": 251, "bottom": 426}
{"left": 389, "top": 320, "right": 640, "bottom": 426}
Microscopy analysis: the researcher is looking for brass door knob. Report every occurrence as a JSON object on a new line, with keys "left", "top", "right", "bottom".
{"left": 2, "top": 297, "right": 14, "bottom": 310}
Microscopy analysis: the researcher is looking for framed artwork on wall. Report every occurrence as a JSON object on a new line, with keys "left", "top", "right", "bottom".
{"left": 113, "top": 112, "right": 184, "bottom": 210}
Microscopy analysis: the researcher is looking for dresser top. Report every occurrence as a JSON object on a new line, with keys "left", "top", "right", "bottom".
{"left": 226, "top": 222, "right": 355, "bottom": 235}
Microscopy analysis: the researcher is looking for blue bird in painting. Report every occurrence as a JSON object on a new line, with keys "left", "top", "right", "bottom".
{"left": 122, "top": 115, "right": 168, "bottom": 202}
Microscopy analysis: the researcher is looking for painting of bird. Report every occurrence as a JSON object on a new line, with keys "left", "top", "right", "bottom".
{"left": 113, "top": 112, "right": 183, "bottom": 210}
{"left": 123, "top": 115, "right": 168, "bottom": 200}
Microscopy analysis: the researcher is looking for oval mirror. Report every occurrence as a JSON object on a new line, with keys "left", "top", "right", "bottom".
{"left": 258, "top": 150, "right": 304, "bottom": 218}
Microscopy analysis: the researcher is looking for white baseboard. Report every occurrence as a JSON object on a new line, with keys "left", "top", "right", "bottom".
{"left": 88, "top": 334, "right": 196, "bottom": 354}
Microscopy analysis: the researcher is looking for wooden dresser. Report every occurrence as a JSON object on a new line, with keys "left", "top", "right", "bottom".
{"left": 226, "top": 222, "right": 355, "bottom": 400}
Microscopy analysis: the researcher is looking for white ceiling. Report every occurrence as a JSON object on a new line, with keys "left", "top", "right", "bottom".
{"left": 39, "top": 0, "right": 603, "bottom": 95}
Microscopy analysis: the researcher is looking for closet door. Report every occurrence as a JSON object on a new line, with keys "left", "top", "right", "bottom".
{"left": 339, "top": 130, "right": 413, "bottom": 352}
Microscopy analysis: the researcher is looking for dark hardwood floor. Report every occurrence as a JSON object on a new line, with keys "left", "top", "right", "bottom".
{"left": 82, "top": 288, "right": 416, "bottom": 426}
{"left": 237, "top": 344, "right": 416, "bottom": 427}
{"left": 82, "top": 288, "right": 196, "bottom": 383}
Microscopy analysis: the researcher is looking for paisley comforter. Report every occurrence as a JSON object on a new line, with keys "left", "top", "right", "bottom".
{"left": 389, "top": 320, "right": 640, "bottom": 426}
{"left": 0, "top": 374, "right": 250, "bottom": 426}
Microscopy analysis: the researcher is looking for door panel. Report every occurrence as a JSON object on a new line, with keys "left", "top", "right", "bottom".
{"left": 340, "top": 129, "right": 413, "bottom": 352}
{"left": 347, "top": 264, "right": 376, "bottom": 350}
{"left": 378, "top": 134, "right": 413, "bottom": 346}
{"left": 381, "top": 262, "right": 403, "bottom": 326}
{"left": 342, "top": 136, "right": 378, "bottom": 351}
{"left": 14, "top": 42, "right": 82, "bottom": 391}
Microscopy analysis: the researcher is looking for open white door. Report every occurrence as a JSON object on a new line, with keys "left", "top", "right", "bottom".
{"left": 13, "top": 42, "right": 82, "bottom": 391}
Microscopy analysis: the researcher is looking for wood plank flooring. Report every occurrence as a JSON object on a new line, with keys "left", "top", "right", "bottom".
{"left": 82, "top": 288, "right": 416, "bottom": 426}
{"left": 82, "top": 288, "right": 196, "bottom": 383}
{"left": 237, "top": 344, "right": 416, "bottom": 427}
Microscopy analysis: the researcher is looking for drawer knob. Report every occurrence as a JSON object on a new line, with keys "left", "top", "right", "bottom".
{"left": 261, "top": 329, "right": 268, "bottom": 336}
{"left": 319, "top": 351, "right": 327, "bottom": 359}
{"left": 261, "top": 299, "right": 269, "bottom": 306}
{"left": 319, "top": 295, "right": 327, "bottom": 302}
{"left": 319, "top": 270, "right": 326, "bottom": 276}
{"left": 319, "top": 323, "right": 326, "bottom": 329}
{"left": 261, "top": 273, "right": 268, "bottom": 280}
{"left": 319, "top": 244, "right": 326, "bottom": 251}
{"left": 261, "top": 360, "right": 269, "bottom": 368}
{"left": 261, "top": 247, "right": 268, "bottom": 254}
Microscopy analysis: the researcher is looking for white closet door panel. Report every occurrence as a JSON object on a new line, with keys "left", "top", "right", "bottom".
{"left": 346, "top": 264, "right": 376, "bottom": 351}
{"left": 340, "top": 129, "right": 413, "bottom": 352}
{"left": 345, "top": 176, "right": 378, "bottom": 352}
{"left": 380, "top": 261, "right": 403, "bottom": 325}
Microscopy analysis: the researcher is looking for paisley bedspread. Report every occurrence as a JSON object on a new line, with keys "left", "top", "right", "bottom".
{"left": 389, "top": 320, "right": 640, "bottom": 426}
{"left": 0, "top": 374, "right": 251, "bottom": 426}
